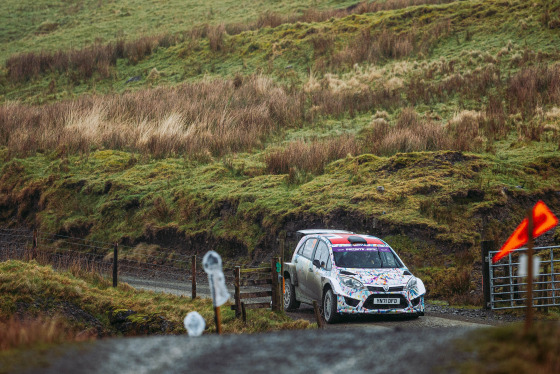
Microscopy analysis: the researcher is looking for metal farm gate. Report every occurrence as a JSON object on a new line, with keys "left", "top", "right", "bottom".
{"left": 483, "top": 244, "right": 560, "bottom": 310}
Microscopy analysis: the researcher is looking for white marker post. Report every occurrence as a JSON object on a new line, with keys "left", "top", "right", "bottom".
{"left": 184, "top": 311, "right": 205, "bottom": 337}
{"left": 202, "top": 251, "right": 230, "bottom": 334}
{"left": 518, "top": 254, "right": 541, "bottom": 278}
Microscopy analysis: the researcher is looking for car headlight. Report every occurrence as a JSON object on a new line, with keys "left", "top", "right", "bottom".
{"left": 406, "top": 276, "right": 418, "bottom": 291}
{"left": 339, "top": 276, "right": 364, "bottom": 290}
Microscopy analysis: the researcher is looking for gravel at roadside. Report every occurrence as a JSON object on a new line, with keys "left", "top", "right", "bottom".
{"left": 425, "top": 302, "right": 523, "bottom": 325}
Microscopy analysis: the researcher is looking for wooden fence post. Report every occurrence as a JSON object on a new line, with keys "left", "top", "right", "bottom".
{"left": 276, "top": 257, "right": 283, "bottom": 311}
{"left": 313, "top": 300, "right": 324, "bottom": 329}
{"left": 214, "top": 306, "right": 222, "bottom": 335}
{"left": 279, "top": 240, "right": 285, "bottom": 313}
{"left": 31, "top": 229, "right": 38, "bottom": 260}
{"left": 112, "top": 242, "right": 118, "bottom": 288}
{"left": 191, "top": 255, "right": 197, "bottom": 299}
{"left": 271, "top": 257, "right": 278, "bottom": 311}
{"left": 241, "top": 302, "right": 247, "bottom": 323}
{"left": 234, "top": 266, "right": 241, "bottom": 318}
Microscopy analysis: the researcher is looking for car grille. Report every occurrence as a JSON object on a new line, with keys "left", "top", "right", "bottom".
{"left": 367, "top": 286, "right": 404, "bottom": 292}
{"left": 363, "top": 294, "right": 409, "bottom": 310}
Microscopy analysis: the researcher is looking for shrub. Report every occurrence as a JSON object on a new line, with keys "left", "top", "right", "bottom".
{"left": 208, "top": 24, "right": 226, "bottom": 52}
{"left": 420, "top": 266, "right": 472, "bottom": 299}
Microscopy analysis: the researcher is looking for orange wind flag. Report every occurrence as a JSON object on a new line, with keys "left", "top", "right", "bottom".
{"left": 492, "top": 201, "right": 558, "bottom": 263}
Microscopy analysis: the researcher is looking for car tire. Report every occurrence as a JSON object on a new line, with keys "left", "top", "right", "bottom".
{"left": 283, "top": 278, "right": 300, "bottom": 311}
{"left": 323, "top": 288, "right": 340, "bottom": 324}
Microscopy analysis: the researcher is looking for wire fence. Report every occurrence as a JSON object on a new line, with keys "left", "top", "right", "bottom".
{"left": 0, "top": 227, "right": 274, "bottom": 300}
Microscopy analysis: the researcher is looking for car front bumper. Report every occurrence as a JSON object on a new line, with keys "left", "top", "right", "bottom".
{"left": 336, "top": 291, "right": 425, "bottom": 315}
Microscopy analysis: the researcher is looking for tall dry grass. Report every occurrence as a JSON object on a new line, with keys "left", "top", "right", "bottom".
{"left": 5, "top": 36, "right": 175, "bottom": 83}
{"left": 506, "top": 65, "right": 560, "bottom": 117}
{"left": 324, "top": 19, "right": 451, "bottom": 72}
{"left": 362, "top": 108, "right": 450, "bottom": 155}
{"left": 445, "top": 110, "right": 486, "bottom": 151}
{"left": 0, "top": 315, "right": 94, "bottom": 351}
{"left": 0, "top": 75, "right": 304, "bottom": 157}
{"left": 265, "top": 136, "right": 359, "bottom": 175}
{"left": 208, "top": 24, "right": 226, "bottom": 52}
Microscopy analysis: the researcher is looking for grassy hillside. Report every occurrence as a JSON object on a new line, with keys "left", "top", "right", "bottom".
{"left": 0, "top": 0, "right": 361, "bottom": 61}
{"left": 1, "top": 0, "right": 560, "bottom": 305}
{"left": 1, "top": 0, "right": 558, "bottom": 103}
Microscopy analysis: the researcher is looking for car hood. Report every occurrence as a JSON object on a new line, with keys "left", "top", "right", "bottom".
{"left": 338, "top": 268, "right": 412, "bottom": 286}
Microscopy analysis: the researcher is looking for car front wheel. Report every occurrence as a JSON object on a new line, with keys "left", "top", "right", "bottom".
{"left": 323, "top": 288, "right": 340, "bottom": 324}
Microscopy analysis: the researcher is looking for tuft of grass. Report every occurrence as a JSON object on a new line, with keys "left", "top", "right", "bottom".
{"left": 0, "top": 315, "right": 94, "bottom": 351}
{"left": 362, "top": 108, "right": 450, "bottom": 155}
{"left": 457, "top": 322, "right": 560, "bottom": 373}
{"left": 5, "top": 36, "right": 173, "bottom": 83}
{"left": 506, "top": 65, "right": 560, "bottom": 117}
{"left": 265, "top": 136, "right": 358, "bottom": 175}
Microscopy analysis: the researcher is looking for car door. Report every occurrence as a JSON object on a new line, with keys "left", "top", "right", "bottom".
{"left": 294, "top": 237, "right": 317, "bottom": 301}
{"left": 308, "top": 240, "right": 331, "bottom": 301}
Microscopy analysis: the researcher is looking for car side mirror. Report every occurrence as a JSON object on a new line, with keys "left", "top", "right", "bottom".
{"left": 313, "top": 259, "right": 321, "bottom": 268}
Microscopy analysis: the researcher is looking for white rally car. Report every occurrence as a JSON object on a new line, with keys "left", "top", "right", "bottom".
{"left": 283, "top": 230, "right": 426, "bottom": 323}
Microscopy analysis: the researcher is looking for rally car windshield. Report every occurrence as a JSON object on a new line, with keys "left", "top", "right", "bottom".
{"left": 332, "top": 246, "right": 403, "bottom": 269}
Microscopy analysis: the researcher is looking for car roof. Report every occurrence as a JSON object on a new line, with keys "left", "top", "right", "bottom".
{"left": 318, "top": 233, "right": 385, "bottom": 245}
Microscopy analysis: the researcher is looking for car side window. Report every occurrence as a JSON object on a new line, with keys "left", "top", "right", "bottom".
{"left": 381, "top": 251, "right": 400, "bottom": 268}
{"left": 296, "top": 240, "right": 306, "bottom": 255}
{"left": 313, "top": 241, "right": 330, "bottom": 269}
{"left": 301, "top": 238, "right": 317, "bottom": 259}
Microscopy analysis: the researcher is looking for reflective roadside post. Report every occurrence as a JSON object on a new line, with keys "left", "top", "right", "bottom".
{"left": 202, "top": 251, "right": 230, "bottom": 335}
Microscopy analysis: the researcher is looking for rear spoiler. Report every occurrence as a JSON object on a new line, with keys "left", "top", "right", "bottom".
{"left": 296, "top": 229, "right": 354, "bottom": 235}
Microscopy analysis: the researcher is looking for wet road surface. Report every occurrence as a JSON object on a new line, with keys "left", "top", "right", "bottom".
{"left": 14, "top": 326, "right": 478, "bottom": 374}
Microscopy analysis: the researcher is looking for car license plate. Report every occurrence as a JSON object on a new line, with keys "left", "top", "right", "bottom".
{"left": 374, "top": 298, "right": 399, "bottom": 305}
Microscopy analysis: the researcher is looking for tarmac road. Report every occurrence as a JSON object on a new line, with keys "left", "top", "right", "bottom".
{"left": 12, "top": 326, "right": 478, "bottom": 374}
